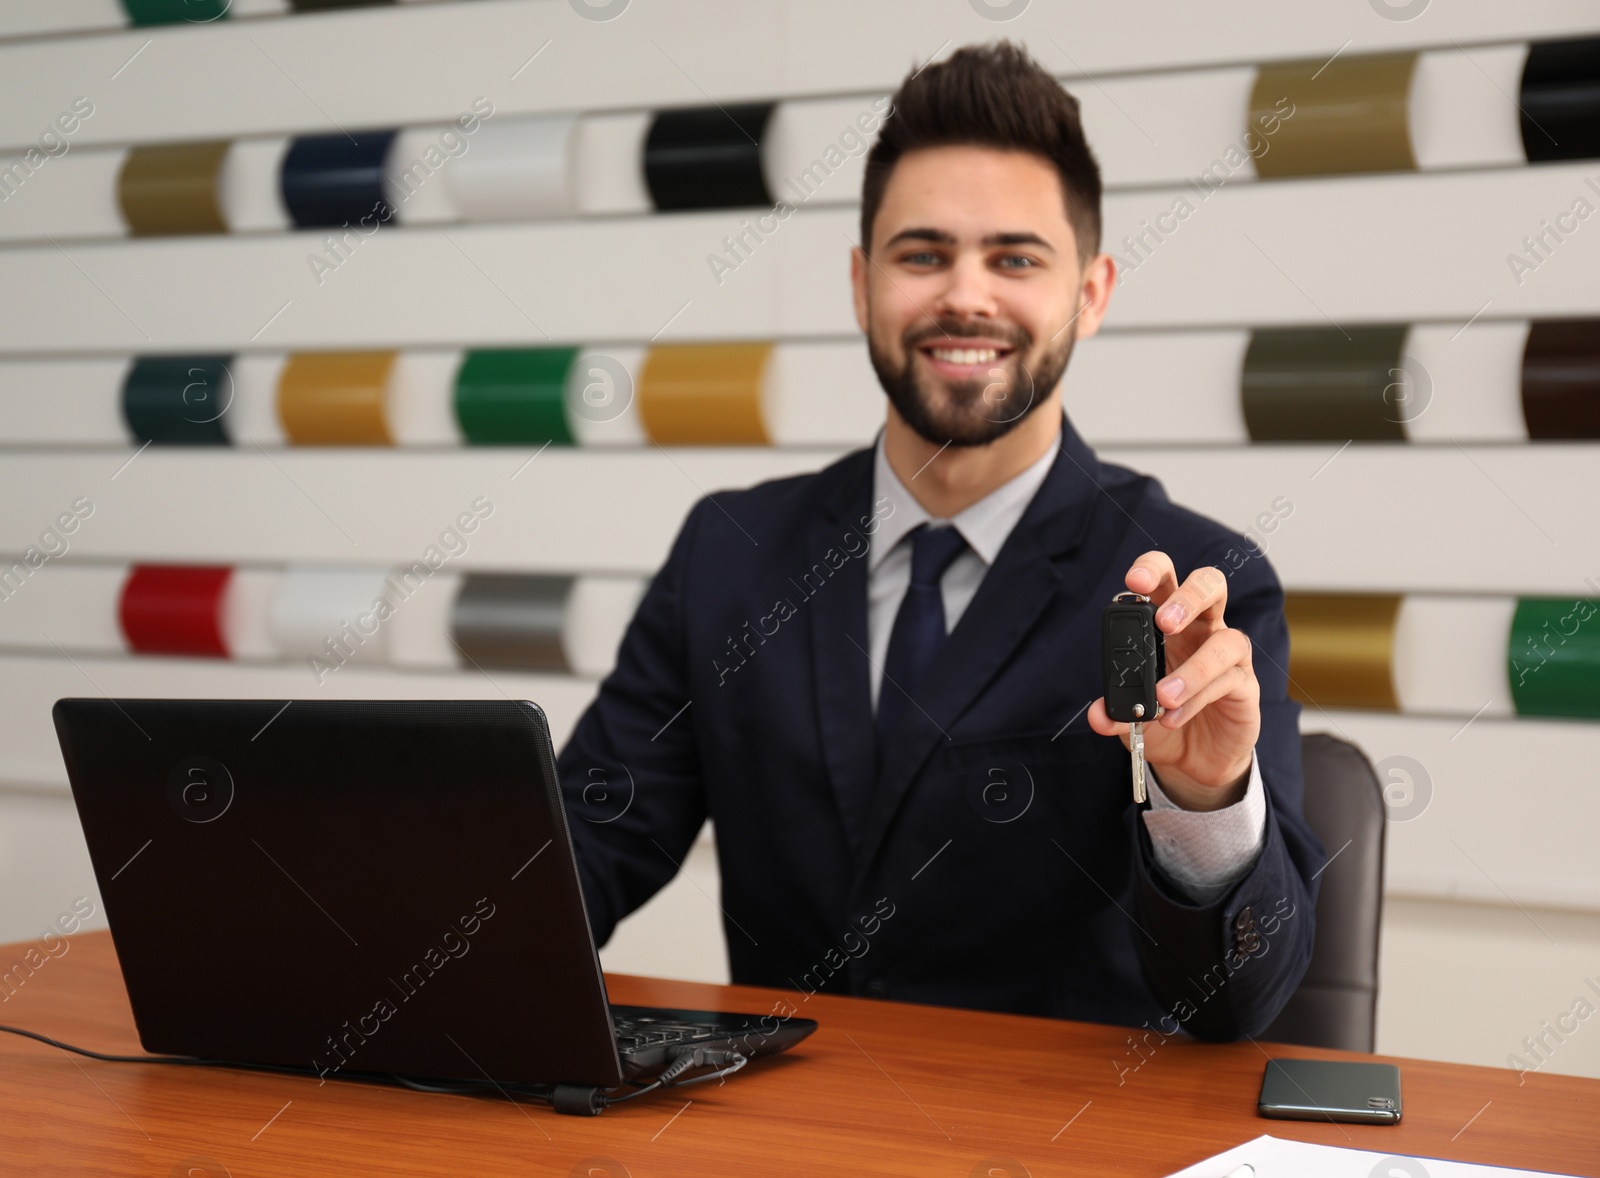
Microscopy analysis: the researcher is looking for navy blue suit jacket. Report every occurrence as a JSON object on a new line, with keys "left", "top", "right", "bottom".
{"left": 557, "top": 414, "right": 1324, "bottom": 1039}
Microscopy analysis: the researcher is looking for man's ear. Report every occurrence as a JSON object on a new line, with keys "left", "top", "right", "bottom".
{"left": 1072, "top": 252, "right": 1117, "bottom": 342}
{"left": 850, "top": 246, "right": 870, "bottom": 336}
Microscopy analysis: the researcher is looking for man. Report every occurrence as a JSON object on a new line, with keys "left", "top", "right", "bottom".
{"left": 558, "top": 41, "right": 1324, "bottom": 1040}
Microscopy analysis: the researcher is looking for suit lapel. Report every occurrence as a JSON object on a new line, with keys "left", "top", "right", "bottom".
{"left": 855, "top": 417, "right": 1106, "bottom": 879}
{"left": 805, "top": 450, "right": 879, "bottom": 864}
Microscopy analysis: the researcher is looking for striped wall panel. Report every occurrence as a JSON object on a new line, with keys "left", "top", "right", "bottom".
{"left": 1309, "top": 709, "right": 1600, "bottom": 912}
{"left": 0, "top": 446, "right": 1593, "bottom": 590}
{"left": 0, "top": 0, "right": 461, "bottom": 42}
{"left": 0, "top": 652, "right": 596, "bottom": 790}
{"left": 1, "top": 3, "right": 1596, "bottom": 152}
{"left": 4, "top": 164, "right": 1599, "bottom": 353}
{"left": 3, "top": 320, "right": 1592, "bottom": 448}
{"left": 0, "top": 559, "right": 645, "bottom": 679}
{"left": 0, "top": 341, "right": 883, "bottom": 447}
{"left": 0, "top": 651, "right": 1594, "bottom": 916}
{"left": 9, "top": 564, "right": 1595, "bottom": 721}
{"left": 2, "top": 38, "right": 1596, "bottom": 246}
{"left": 0, "top": 1, "right": 1591, "bottom": 962}
{"left": 1285, "top": 592, "right": 1600, "bottom": 720}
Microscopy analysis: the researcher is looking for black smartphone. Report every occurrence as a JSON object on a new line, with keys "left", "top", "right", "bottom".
{"left": 1257, "top": 1058, "right": 1402, "bottom": 1125}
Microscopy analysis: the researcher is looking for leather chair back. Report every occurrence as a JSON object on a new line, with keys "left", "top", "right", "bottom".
{"left": 1263, "top": 733, "right": 1386, "bottom": 1052}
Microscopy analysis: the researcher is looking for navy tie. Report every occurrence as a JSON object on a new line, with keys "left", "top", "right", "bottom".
{"left": 877, "top": 523, "right": 969, "bottom": 750}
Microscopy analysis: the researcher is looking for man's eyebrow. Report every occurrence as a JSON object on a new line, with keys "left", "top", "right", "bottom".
{"left": 882, "top": 227, "right": 1057, "bottom": 253}
{"left": 984, "top": 231, "right": 1056, "bottom": 252}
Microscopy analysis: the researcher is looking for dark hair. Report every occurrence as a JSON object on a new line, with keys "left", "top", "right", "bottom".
{"left": 859, "top": 41, "right": 1102, "bottom": 264}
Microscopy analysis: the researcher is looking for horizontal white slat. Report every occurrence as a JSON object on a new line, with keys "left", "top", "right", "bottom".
{"left": 1099, "top": 162, "right": 1600, "bottom": 327}
{"left": 0, "top": 322, "right": 1546, "bottom": 448}
{"left": 269, "top": 564, "right": 394, "bottom": 665}
{"left": 761, "top": 340, "right": 882, "bottom": 446}
{"left": 0, "top": 559, "right": 645, "bottom": 680}
{"left": 0, "top": 444, "right": 1595, "bottom": 593}
{"left": 219, "top": 137, "right": 292, "bottom": 233}
{"left": 1309, "top": 709, "right": 1600, "bottom": 913}
{"left": 0, "top": 62, "right": 1552, "bottom": 257}
{"left": 1392, "top": 595, "right": 1517, "bottom": 716}
{"left": 5, "top": 565, "right": 1565, "bottom": 721}
{"left": 388, "top": 348, "right": 465, "bottom": 444}
{"left": 0, "top": 49, "right": 1548, "bottom": 249}
{"left": 0, "top": 0, "right": 126, "bottom": 42}
{"left": 566, "top": 345, "right": 646, "bottom": 445}
{"left": 1067, "top": 330, "right": 1252, "bottom": 443}
{"left": 0, "top": 1, "right": 471, "bottom": 47}
{"left": 1401, "top": 320, "right": 1530, "bottom": 442}
{"left": 1126, "top": 443, "right": 1596, "bottom": 596}
{"left": 0, "top": 146, "right": 127, "bottom": 244}
{"left": 0, "top": 562, "right": 128, "bottom": 655}
{"left": 222, "top": 566, "right": 280, "bottom": 658}
{"left": 3, "top": 0, "right": 1597, "bottom": 153}
{"left": 0, "top": 357, "right": 133, "bottom": 443}
{"left": 3, "top": 163, "right": 1597, "bottom": 354}
{"left": 4, "top": 655, "right": 1596, "bottom": 915}
{"left": 1411, "top": 44, "right": 1529, "bottom": 170}
{"left": 0, "top": 651, "right": 598, "bottom": 792}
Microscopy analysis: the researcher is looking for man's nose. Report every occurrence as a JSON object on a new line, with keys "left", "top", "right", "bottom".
{"left": 931, "top": 253, "right": 1001, "bottom": 321}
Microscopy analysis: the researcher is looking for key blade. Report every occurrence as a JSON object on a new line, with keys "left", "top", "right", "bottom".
{"left": 1130, "top": 722, "right": 1147, "bottom": 804}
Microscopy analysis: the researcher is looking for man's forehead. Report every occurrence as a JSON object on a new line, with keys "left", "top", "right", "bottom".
{"left": 873, "top": 146, "right": 1076, "bottom": 251}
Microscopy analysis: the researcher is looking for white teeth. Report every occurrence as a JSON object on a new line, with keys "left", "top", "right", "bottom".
{"left": 929, "top": 347, "right": 1001, "bottom": 364}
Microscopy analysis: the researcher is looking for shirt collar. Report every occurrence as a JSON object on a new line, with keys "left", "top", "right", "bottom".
{"left": 869, "top": 414, "right": 1063, "bottom": 572}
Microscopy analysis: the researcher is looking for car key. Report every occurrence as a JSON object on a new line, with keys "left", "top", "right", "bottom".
{"left": 1101, "top": 591, "right": 1165, "bottom": 804}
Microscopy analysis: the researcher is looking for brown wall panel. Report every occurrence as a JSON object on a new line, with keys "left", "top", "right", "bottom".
{"left": 278, "top": 352, "right": 395, "bottom": 445}
{"left": 1522, "top": 319, "right": 1600, "bottom": 439}
{"left": 1285, "top": 592, "right": 1401, "bottom": 710}
{"left": 1242, "top": 326, "right": 1409, "bottom": 441}
{"left": 117, "top": 142, "right": 230, "bottom": 236}
{"left": 1252, "top": 53, "right": 1417, "bottom": 178}
{"left": 638, "top": 343, "right": 771, "bottom": 445}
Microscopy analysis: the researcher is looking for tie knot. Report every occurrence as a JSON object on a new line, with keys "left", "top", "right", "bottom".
{"left": 908, "top": 524, "right": 968, "bottom": 589}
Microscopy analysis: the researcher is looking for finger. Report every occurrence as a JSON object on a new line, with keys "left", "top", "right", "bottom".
{"left": 1086, "top": 697, "right": 1130, "bottom": 742}
{"left": 1158, "top": 664, "right": 1259, "bottom": 729}
{"left": 1154, "top": 564, "right": 1229, "bottom": 636}
{"left": 1157, "top": 628, "right": 1253, "bottom": 710}
{"left": 1126, "top": 551, "right": 1178, "bottom": 603}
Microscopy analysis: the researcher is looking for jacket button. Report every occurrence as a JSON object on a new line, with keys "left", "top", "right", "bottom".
{"left": 863, "top": 979, "right": 892, "bottom": 999}
{"left": 1233, "top": 906, "right": 1254, "bottom": 933}
{"left": 1239, "top": 931, "right": 1263, "bottom": 955}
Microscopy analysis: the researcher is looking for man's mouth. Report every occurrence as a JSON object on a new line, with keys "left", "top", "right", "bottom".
{"left": 916, "top": 341, "right": 1016, "bottom": 379}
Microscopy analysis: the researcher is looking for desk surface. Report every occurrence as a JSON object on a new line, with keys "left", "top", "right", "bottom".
{"left": 3, "top": 932, "right": 1596, "bottom": 1177}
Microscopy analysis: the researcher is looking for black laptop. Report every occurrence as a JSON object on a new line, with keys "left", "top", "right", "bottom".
{"left": 52, "top": 697, "right": 815, "bottom": 1114}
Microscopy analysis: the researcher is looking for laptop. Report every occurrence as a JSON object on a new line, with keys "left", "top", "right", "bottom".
{"left": 52, "top": 697, "right": 815, "bottom": 1113}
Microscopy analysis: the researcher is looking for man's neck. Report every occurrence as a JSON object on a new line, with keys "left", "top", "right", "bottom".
{"left": 883, "top": 394, "right": 1063, "bottom": 519}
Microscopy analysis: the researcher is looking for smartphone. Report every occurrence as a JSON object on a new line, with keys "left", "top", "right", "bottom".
{"left": 1257, "top": 1058, "right": 1402, "bottom": 1125}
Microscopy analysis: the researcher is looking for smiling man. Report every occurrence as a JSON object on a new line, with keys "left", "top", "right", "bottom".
{"left": 558, "top": 41, "right": 1324, "bottom": 1041}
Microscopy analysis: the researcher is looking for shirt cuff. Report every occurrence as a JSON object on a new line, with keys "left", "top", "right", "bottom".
{"left": 1141, "top": 748, "right": 1267, "bottom": 906}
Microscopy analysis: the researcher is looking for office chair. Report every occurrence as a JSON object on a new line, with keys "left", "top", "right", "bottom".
{"left": 1262, "top": 733, "right": 1387, "bottom": 1052}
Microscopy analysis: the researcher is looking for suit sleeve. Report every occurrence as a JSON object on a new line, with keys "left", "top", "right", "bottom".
{"left": 1127, "top": 543, "right": 1327, "bottom": 1040}
{"left": 555, "top": 499, "right": 711, "bottom": 947}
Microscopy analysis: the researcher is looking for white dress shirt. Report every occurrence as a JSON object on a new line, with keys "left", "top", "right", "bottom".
{"left": 866, "top": 423, "right": 1266, "bottom": 904}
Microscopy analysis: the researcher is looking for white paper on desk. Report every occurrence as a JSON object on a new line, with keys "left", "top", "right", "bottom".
{"left": 1165, "top": 1134, "right": 1584, "bottom": 1178}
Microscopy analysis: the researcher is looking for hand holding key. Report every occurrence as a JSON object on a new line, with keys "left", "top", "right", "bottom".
{"left": 1088, "top": 551, "right": 1260, "bottom": 811}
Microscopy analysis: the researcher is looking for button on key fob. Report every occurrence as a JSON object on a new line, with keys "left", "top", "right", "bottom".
{"left": 1102, "top": 592, "right": 1165, "bottom": 804}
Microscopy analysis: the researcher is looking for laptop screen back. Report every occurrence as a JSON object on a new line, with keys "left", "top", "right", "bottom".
{"left": 53, "top": 697, "right": 624, "bottom": 1088}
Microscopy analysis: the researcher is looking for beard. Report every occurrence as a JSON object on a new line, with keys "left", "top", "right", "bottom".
{"left": 867, "top": 309, "right": 1077, "bottom": 448}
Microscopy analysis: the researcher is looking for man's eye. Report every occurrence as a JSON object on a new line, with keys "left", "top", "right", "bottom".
{"left": 902, "top": 251, "right": 942, "bottom": 266}
{"left": 996, "top": 254, "right": 1037, "bottom": 269}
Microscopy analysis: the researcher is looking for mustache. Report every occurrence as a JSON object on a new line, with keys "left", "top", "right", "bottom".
{"left": 905, "top": 320, "right": 1031, "bottom": 350}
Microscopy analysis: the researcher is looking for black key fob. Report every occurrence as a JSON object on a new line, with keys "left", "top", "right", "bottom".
{"left": 1102, "top": 593, "right": 1164, "bottom": 724}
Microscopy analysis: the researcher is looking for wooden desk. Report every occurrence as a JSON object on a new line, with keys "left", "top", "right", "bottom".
{"left": 3, "top": 932, "right": 1596, "bottom": 1177}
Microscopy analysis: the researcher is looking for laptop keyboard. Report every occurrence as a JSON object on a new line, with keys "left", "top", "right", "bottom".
{"left": 612, "top": 1016, "right": 722, "bottom": 1054}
